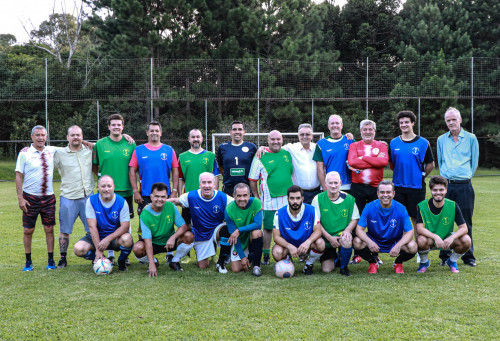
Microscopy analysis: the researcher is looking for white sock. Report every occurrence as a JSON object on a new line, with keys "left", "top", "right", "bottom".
{"left": 449, "top": 251, "right": 463, "bottom": 263}
{"left": 418, "top": 249, "right": 430, "bottom": 263}
{"left": 305, "top": 249, "right": 323, "bottom": 265}
{"left": 172, "top": 243, "right": 193, "bottom": 263}
{"left": 107, "top": 250, "right": 115, "bottom": 258}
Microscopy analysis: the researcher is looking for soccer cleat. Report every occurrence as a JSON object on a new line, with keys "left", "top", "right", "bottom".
{"left": 463, "top": 259, "right": 477, "bottom": 267}
{"left": 262, "top": 255, "right": 271, "bottom": 265}
{"left": 375, "top": 256, "right": 383, "bottom": 265}
{"left": 107, "top": 256, "right": 116, "bottom": 266}
{"left": 368, "top": 263, "right": 378, "bottom": 274}
{"left": 169, "top": 262, "right": 183, "bottom": 272}
{"left": 23, "top": 260, "right": 33, "bottom": 272}
{"left": 125, "top": 258, "right": 131, "bottom": 266}
{"left": 447, "top": 259, "right": 460, "bottom": 273}
{"left": 303, "top": 263, "right": 314, "bottom": 275}
{"left": 46, "top": 260, "right": 57, "bottom": 270}
{"left": 165, "top": 254, "right": 173, "bottom": 264}
{"left": 57, "top": 258, "right": 67, "bottom": 269}
{"left": 252, "top": 266, "right": 262, "bottom": 277}
{"left": 440, "top": 258, "right": 449, "bottom": 266}
{"left": 118, "top": 259, "right": 128, "bottom": 271}
{"left": 299, "top": 254, "right": 308, "bottom": 263}
{"left": 349, "top": 255, "right": 362, "bottom": 265}
{"left": 216, "top": 263, "right": 228, "bottom": 274}
{"left": 339, "top": 267, "right": 352, "bottom": 277}
{"left": 417, "top": 260, "right": 430, "bottom": 273}
{"left": 393, "top": 263, "right": 404, "bottom": 274}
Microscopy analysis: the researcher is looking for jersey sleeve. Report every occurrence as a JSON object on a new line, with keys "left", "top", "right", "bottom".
{"left": 85, "top": 199, "right": 96, "bottom": 219}
{"left": 171, "top": 150, "right": 179, "bottom": 168}
{"left": 120, "top": 201, "right": 131, "bottom": 222}
{"left": 92, "top": 143, "right": 99, "bottom": 165}
{"left": 178, "top": 157, "right": 184, "bottom": 180}
{"left": 423, "top": 142, "right": 435, "bottom": 164}
{"left": 15, "top": 151, "right": 27, "bottom": 173}
{"left": 174, "top": 207, "right": 186, "bottom": 227}
{"left": 128, "top": 150, "right": 139, "bottom": 168}
{"left": 311, "top": 195, "right": 321, "bottom": 221}
{"left": 273, "top": 211, "right": 280, "bottom": 230}
{"left": 402, "top": 208, "right": 413, "bottom": 232}
{"left": 178, "top": 193, "right": 189, "bottom": 207}
{"left": 312, "top": 144, "right": 323, "bottom": 162}
{"left": 216, "top": 146, "right": 223, "bottom": 170}
{"left": 358, "top": 206, "right": 368, "bottom": 228}
{"left": 212, "top": 157, "right": 221, "bottom": 176}
{"left": 351, "top": 202, "right": 360, "bottom": 220}
{"left": 140, "top": 219, "right": 152, "bottom": 239}
{"left": 248, "top": 158, "right": 262, "bottom": 181}
{"left": 416, "top": 205, "right": 424, "bottom": 224}
{"left": 454, "top": 203, "right": 466, "bottom": 226}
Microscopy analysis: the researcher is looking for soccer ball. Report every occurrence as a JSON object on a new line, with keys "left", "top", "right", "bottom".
{"left": 275, "top": 259, "right": 295, "bottom": 278}
{"left": 93, "top": 258, "right": 113, "bottom": 275}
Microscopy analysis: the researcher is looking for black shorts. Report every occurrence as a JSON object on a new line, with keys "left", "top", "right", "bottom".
{"left": 394, "top": 186, "right": 425, "bottom": 218}
{"left": 350, "top": 183, "right": 378, "bottom": 213}
{"left": 320, "top": 247, "right": 338, "bottom": 263}
{"left": 78, "top": 233, "right": 120, "bottom": 251}
{"left": 22, "top": 192, "right": 56, "bottom": 228}
{"left": 116, "top": 192, "right": 135, "bottom": 219}
{"left": 182, "top": 207, "right": 191, "bottom": 225}
{"left": 137, "top": 237, "right": 179, "bottom": 253}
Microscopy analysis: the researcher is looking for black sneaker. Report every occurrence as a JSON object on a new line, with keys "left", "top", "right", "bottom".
{"left": 262, "top": 255, "right": 271, "bottom": 265}
{"left": 57, "top": 258, "right": 67, "bottom": 269}
{"left": 169, "top": 262, "right": 183, "bottom": 272}
{"left": 339, "top": 267, "right": 352, "bottom": 277}
{"left": 303, "top": 263, "right": 314, "bottom": 275}
{"left": 165, "top": 254, "right": 174, "bottom": 264}
{"left": 118, "top": 259, "right": 128, "bottom": 271}
{"left": 107, "top": 256, "right": 116, "bottom": 266}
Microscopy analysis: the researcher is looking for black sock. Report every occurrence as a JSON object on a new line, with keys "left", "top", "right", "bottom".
{"left": 60, "top": 252, "right": 67, "bottom": 259}
{"left": 395, "top": 251, "right": 416, "bottom": 264}
{"left": 357, "top": 247, "right": 376, "bottom": 263}
{"left": 217, "top": 225, "right": 231, "bottom": 266}
{"left": 48, "top": 252, "right": 54, "bottom": 262}
{"left": 249, "top": 237, "right": 263, "bottom": 267}
{"left": 26, "top": 253, "right": 31, "bottom": 262}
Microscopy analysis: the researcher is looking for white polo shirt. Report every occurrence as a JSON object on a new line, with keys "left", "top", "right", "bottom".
{"left": 283, "top": 142, "right": 320, "bottom": 190}
{"left": 15, "top": 144, "right": 58, "bottom": 196}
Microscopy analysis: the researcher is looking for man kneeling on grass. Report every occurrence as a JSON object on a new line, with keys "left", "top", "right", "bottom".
{"left": 272, "top": 185, "right": 325, "bottom": 275}
{"left": 132, "top": 182, "right": 194, "bottom": 277}
{"left": 353, "top": 180, "right": 417, "bottom": 274}
{"left": 73, "top": 175, "right": 133, "bottom": 271}
{"left": 415, "top": 175, "right": 471, "bottom": 273}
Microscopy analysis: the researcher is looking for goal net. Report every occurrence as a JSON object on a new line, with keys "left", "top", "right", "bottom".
{"left": 212, "top": 132, "right": 324, "bottom": 152}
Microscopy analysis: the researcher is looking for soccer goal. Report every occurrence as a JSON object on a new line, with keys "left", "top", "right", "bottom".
{"left": 212, "top": 132, "right": 324, "bottom": 152}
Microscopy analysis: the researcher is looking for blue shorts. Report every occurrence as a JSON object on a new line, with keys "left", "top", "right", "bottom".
{"left": 59, "top": 195, "right": 91, "bottom": 234}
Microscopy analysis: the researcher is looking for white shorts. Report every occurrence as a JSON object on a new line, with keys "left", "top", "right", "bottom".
{"left": 230, "top": 246, "right": 249, "bottom": 262}
{"left": 193, "top": 223, "right": 224, "bottom": 261}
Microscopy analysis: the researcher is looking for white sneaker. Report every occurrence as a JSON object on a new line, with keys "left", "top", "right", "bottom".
{"left": 216, "top": 263, "right": 228, "bottom": 274}
{"left": 252, "top": 266, "right": 262, "bottom": 277}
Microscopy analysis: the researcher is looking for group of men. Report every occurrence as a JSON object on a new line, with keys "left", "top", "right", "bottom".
{"left": 16, "top": 106, "right": 478, "bottom": 277}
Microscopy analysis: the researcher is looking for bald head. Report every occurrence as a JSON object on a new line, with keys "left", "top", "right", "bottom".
{"left": 268, "top": 130, "right": 283, "bottom": 153}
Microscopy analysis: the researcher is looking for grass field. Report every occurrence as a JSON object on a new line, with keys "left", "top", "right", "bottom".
{"left": 0, "top": 176, "right": 499, "bottom": 340}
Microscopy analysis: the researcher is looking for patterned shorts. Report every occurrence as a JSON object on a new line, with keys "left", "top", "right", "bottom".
{"left": 22, "top": 192, "right": 56, "bottom": 228}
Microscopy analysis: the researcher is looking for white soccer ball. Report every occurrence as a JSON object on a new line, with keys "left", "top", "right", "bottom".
{"left": 275, "top": 259, "right": 295, "bottom": 278}
{"left": 93, "top": 258, "right": 113, "bottom": 275}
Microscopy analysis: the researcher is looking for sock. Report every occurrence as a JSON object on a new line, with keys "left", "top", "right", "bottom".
{"left": 358, "top": 247, "right": 376, "bottom": 263}
{"left": 107, "top": 250, "right": 115, "bottom": 258}
{"left": 263, "top": 249, "right": 270, "bottom": 257}
{"left": 395, "top": 250, "right": 416, "bottom": 264}
{"left": 60, "top": 252, "right": 67, "bottom": 259}
{"left": 449, "top": 251, "right": 463, "bottom": 263}
{"left": 83, "top": 250, "right": 96, "bottom": 261}
{"left": 166, "top": 251, "right": 174, "bottom": 256}
{"left": 26, "top": 253, "right": 32, "bottom": 262}
{"left": 218, "top": 237, "right": 231, "bottom": 266}
{"left": 48, "top": 252, "right": 54, "bottom": 262}
{"left": 305, "top": 249, "right": 323, "bottom": 265}
{"left": 172, "top": 243, "right": 193, "bottom": 263}
{"left": 249, "top": 237, "right": 263, "bottom": 267}
{"left": 339, "top": 246, "right": 353, "bottom": 269}
{"left": 418, "top": 249, "right": 430, "bottom": 263}
{"left": 118, "top": 245, "right": 132, "bottom": 262}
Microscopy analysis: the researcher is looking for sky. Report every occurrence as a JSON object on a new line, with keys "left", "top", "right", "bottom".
{"left": 0, "top": 0, "right": 348, "bottom": 44}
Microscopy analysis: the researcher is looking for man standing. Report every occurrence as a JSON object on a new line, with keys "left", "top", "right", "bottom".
{"left": 437, "top": 107, "right": 479, "bottom": 267}
{"left": 73, "top": 176, "right": 133, "bottom": 271}
{"left": 389, "top": 111, "right": 435, "bottom": 228}
{"left": 16, "top": 125, "right": 58, "bottom": 271}
{"left": 216, "top": 121, "right": 257, "bottom": 196}
{"left": 53, "top": 125, "right": 94, "bottom": 268}
{"left": 314, "top": 115, "right": 354, "bottom": 192}
{"left": 353, "top": 181, "right": 417, "bottom": 274}
{"left": 248, "top": 130, "right": 294, "bottom": 265}
{"left": 224, "top": 183, "right": 263, "bottom": 276}
{"left": 311, "top": 171, "right": 359, "bottom": 276}
{"left": 415, "top": 176, "right": 471, "bottom": 273}
{"left": 167, "top": 173, "right": 233, "bottom": 271}
{"left": 272, "top": 185, "right": 325, "bottom": 275}
{"left": 132, "top": 182, "right": 193, "bottom": 277}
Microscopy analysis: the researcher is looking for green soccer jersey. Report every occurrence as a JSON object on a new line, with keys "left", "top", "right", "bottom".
{"left": 179, "top": 150, "right": 217, "bottom": 192}
{"left": 92, "top": 136, "right": 136, "bottom": 196}
{"left": 317, "top": 191, "right": 355, "bottom": 247}
{"left": 140, "top": 202, "right": 177, "bottom": 246}
{"left": 260, "top": 149, "right": 293, "bottom": 198}
{"left": 225, "top": 198, "right": 262, "bottom": 251}
{"left": 418, "top": 198, "right": 456, "bottom": 240}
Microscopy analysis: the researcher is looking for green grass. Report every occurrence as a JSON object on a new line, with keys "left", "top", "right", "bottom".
{"left": 0, "top": 180, "right": 499, "bottom": 339}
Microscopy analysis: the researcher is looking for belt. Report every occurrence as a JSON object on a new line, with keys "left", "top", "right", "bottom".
{"left": 303, "top": 186, "right": 321, "bottom": 192}
{"left": 448, "top": 179, "right": 471, "bottom": 184}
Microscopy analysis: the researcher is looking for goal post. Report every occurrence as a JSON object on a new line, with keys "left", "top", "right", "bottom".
{"left": 212, "top": 132, "right": 325, "bottom": 152}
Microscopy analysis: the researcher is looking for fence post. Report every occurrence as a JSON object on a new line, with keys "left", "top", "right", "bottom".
{"left": 257, "top": 58, "right": 260, "bottom": 145}
{"left": 311, "top": 99, "right": 314, "bottom": 131}
{"left": 205, "top": 99, "right": 208, "bottom": 150}
{"left": 366, "top": 57, "right": 369, "bottom": 119}
{"left": 97, "top": 100, "right": 100, "bottom": 140}
{"left": 45, "top": 58, "right": 49, "bottom": 144}
{"left": 471, "top": 57, "right": 474, "bottom": 134}
{"left": 418, "top": 98, "right": 421, "bottom": 136}
{"left": 150, "top": 58, "right": 154, "bottom": 121}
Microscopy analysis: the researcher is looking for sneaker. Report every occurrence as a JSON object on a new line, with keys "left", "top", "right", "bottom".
{"left": 154, "top": 258, "right": 159, "bottom": 268}
{"left": 368, "top": 263, "right": 378, "bottom": 274}
{"left": 303, "top": 263, "right": 314, "bottom": 275}
{"left": 46, "top": 260, "right": 57, "bottom": 270}
{"left": 463, "top": 259, "right": 477, "bottom": 267}
{"left": 136, "top": 255, "right": 149, "bottom": 264}
{"left": 169, "top": 262, "right": 183, "bottom": 272}
{"left": 417, "top": 260, "right": 430, "bottom": 273}
{"left": 393, "top": 263, "right": 404, "bottom": 274}
{"left": 57, "top": 258, "right": 67, "bottom": 269}
{"left": 118, "top": 259, "right": 128, "bottom": 271}
{"left": 262, "top": 255, "right": 270, "bottom": 265}
{"left": 339, "top": 267, "right": 352, "bottom": 277}
{"left": 216, "top": 263, "right": 228, "bottom": 274}
{"left": 165, "top": 254, "right": 173, "bottom": 264}
{"left": 446, "top": 259, "right": 460, "bottom": 273}
{"left": 375, "top": 256, "right": 383, "bottom": 265}
{"left": 107, "top": 256, "right": 116, "bottom": 266}
{"left": 299, "top": 254, "right": 308, "bottom": 263}
{"left": 440, "top": 258, "right": 449, "bottom": 266}
{"left": 252, "top": 266, "right": 262, "bottom": 277}
{"left": 23, "top": 260, "right": 33, "bottom": 272}
{"left": 349, "top": 255, "right": 362, "bottom": 265}
{"left": 125, "top": 258, "right": 131, "bottom": 266}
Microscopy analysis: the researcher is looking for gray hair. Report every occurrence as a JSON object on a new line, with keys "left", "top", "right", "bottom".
{"left": 298, "top": 123, "right": 312, "bottom": 133}
{"left": 360, "top": 119, "right": 376, "bottom": 130}
{"left": 377, "top": 180, "right": 395, "bottom": 192}
{"left": 325, "top": 171, "right": 341, "bottom": 183}
{"left": 233, "top": 183, "right": 251, "bottom": 196}
{"left": 328, "top": 115, "right": 343, "bottom": 124}
{"left": 31, "top": 125, "right": 46, "bottom": 135}
{"left": 444, "top": 107, "right": 461, "bottom": 120}
{"left": 199, "top": 172, "right": 216, "bottom": 183}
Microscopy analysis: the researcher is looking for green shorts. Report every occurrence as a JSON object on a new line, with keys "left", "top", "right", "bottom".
{"left": 263, "top": 210, "right": 276, "bottom": 231}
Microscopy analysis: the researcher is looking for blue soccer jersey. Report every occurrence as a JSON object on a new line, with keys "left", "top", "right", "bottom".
{"left": 390, "top": 136, "right": 431, "bottom": 189}
{"left": 216, "top": 141, "right": 257, "bottom": 194}
{"left": 358, "top": 199, "right": 412, "bottom": 252}
{"left": 275, "top": 204, "right": 316, "bottom": 248}
{"left": 314, "top": 136, "right": 353, "bottom": 187}
{"left": 135, "top": 144, "right": 174, "bottom": 196}
{"left": 89, "top": 193, "right": 125, "bottom": 240}
{"left": 186, "top": 190, "right": 229, "bottom": 241}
